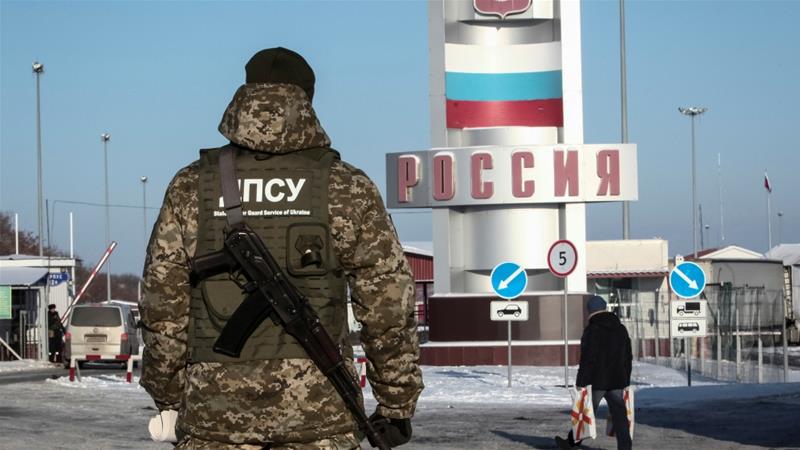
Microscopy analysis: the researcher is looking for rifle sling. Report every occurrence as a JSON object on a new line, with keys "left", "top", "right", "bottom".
{"left": 219, "top": 145, "right": 244, "bottom": 228}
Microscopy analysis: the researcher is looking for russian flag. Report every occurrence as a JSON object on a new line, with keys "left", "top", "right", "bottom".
{"left": 445, "top": 42, "right": 563, "bottom": 129}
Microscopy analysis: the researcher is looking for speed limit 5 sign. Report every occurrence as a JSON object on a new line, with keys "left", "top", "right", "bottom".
{"left": 547, "top": 240, "right": 578, "bottom": 278}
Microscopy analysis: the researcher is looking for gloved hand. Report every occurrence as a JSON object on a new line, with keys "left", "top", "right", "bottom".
{"left": 148, "top": 409, "right": 178, "bottom": 443}
{"left": 368, "top": 412, "right": 412, "bottom": 447}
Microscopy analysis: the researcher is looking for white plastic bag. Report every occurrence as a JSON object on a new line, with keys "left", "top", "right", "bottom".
{"left": 148, "top": 409, "right": 178, "bottom": 443}
{"left": 605, "top": 386, "right": 635, "bottom": 439}
{"left": 569, "top": 385, "right": 597, "bottom": 441}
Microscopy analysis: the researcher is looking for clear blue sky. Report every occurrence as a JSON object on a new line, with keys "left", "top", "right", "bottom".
{"left": 2, "top": 0, "right": 798, "bottom": 275}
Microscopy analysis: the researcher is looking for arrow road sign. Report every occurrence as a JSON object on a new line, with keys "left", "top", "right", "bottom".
{"left": 499, "top": 266, "right": 525, "bottom": 290}
{"left": 491, "top": 262, "right": 528, "bottom": 299}
{"left": 669, "top": 262, "right": 706, "bottom": 299}
{"left": 673, "top": 266, "right": 698, "bottom": 290}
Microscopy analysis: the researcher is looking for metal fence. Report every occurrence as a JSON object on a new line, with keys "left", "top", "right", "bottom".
{"left": 0, "top": 288, "right": 45, "bottom": 361}
{"left": 610, "top": 286, "right": 790, "bottom": 384}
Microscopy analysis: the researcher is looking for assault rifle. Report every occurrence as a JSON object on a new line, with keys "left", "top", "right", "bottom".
{"left": 191, "top": 224, "right": 390, "bottom": 450}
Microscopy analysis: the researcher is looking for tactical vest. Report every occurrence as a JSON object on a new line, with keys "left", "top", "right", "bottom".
{"left": 189, "top": 145, "right": 348, "bottom": 362}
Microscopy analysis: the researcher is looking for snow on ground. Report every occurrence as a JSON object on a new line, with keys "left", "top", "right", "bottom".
{"left": 0, "top": 359, "right": 57, "bottom": 373}
{"left": 3, "top": 359, "right": 800, "bottom": 450}
{"left": 635, "top": 382, "right": 800, "bottom": 408}
{"left": 358, "top": 361, "right": 723, "bottom": 408}
{"left": 46, "top": 372, "right": 143, "bottom": 392}
{"left": 3, "top": 359, "right": 799, "bottom": 411}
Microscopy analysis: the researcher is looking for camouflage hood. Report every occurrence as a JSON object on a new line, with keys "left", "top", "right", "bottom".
{"left": 218, "top": 83, "right": 331, "bottom": 154}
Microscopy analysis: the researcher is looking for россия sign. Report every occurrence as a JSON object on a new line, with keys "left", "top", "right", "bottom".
{"left": 386, "top": 144, "right": 638, "bottom": 208}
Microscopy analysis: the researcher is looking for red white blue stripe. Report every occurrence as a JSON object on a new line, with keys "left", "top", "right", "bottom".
{"left": 445, "top": 42, "right": 563, "bottom": 129}
{"left": 445, "top": 71, "right": 562, "bottom": 101}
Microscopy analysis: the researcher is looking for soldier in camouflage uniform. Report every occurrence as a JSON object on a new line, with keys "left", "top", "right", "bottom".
{"left": 140, "top": 48, "right": 423, "bottom": 449}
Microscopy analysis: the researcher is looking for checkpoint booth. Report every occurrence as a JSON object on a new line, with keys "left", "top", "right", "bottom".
{"left": 0, "top": 255, "right": 75, "bottom": 361}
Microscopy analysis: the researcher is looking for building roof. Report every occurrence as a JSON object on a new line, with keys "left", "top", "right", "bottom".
{"left": 587, "top": 269, "right": 668, "bottom": 279}
{"left": 0, "top": 254, "right": 76, "bottom": 268}
{"left": 0, "top": 267, "right": 48, "bottom": 286}
{"left": 402, "top": 242, "right": 433, "bottom": 258}
{"left": 0, "top": 254, "right": 40, "bottom": 260}
{"left": 766, "top": 244, "right": 800, "bottom": 266}
{"left": 685, "top": 245, "right": 765, "bottom": 261}
{"left": 0, "top": 254, "right": 74, "bottom": 261}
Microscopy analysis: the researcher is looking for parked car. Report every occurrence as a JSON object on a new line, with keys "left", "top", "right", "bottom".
{"left": 63, "top": 303, "right": 140, "bottom": 369}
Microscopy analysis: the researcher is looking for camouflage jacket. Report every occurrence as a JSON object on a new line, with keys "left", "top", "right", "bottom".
{"left": 140, "top": 83, "right": 423, "bottom": 445}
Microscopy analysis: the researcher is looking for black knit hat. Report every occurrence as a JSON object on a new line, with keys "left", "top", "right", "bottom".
{"left": 245, "top": 47, "right": 315, "bottom": 102}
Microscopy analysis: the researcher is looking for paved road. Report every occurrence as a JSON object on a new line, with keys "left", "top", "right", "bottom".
{"left": 1, "top": 378, "right": 798, "bottom": 449}
{"left": 405, "top": 397, "right": 800, "bottom": 450}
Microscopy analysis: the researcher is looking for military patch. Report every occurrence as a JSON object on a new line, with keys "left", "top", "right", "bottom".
{"left": 213, "top": 170, "right": 315, "bottom": 218}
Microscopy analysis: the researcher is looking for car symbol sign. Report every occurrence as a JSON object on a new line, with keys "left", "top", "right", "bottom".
{"left": 490, "top": 300, "right": 529, "bottom": 321}
{"left": 491, "top": 262, "right": 527, "bottom": 299}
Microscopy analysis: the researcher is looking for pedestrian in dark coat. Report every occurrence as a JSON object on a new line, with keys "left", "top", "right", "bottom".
{"left": 47, "top": 304, "right": 65, "bottom": 363}
{"left": 556, "top": 295, "right": 633, "bottom": 450}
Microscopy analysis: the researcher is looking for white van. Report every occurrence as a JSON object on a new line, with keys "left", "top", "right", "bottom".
{"left": 63, "top": 303, "right": 140, "bottom": 368}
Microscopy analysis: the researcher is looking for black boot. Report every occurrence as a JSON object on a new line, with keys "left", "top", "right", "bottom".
{"left": 555, "top": 430, "right": 581, "bottom": 449}
{"left": 555, "top": 436, "right": 574, "bottom": 449}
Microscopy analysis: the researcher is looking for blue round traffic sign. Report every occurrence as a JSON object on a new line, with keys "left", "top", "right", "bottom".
{"left": 491, "top": 262, "right": 528, "bottom": 299}
{"left": 669, "top": 262, "right": 706, "bottom": 299}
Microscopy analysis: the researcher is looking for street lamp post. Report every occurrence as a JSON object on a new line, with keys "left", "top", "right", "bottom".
{"left": 139, "top": 176, "right": 148, "bottom": 303}
{"left": 33, "top": 62, "right": 45, "bottom": 256}
{"left": 101, "top": 133, "right": 112, "bottom": 302}
{"left": 777, "top": 211, "right": 784, "bottom": 244}
{"left": 140, "top": 176, "right": 148, "bottom": 244}
{"left": 679, "top": 107, "right": 708, "bottom": 258}
{"left": 620, "top": 0, "right": 630, "bottom": 239}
